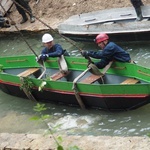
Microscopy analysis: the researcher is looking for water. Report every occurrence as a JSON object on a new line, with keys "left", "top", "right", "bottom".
{"left": 0, "top": 32, "right": 150, "bottom": 137}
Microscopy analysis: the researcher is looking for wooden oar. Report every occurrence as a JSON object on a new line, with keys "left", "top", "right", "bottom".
{"left": 101, "top": 61, "right": 113, "bottom": 74}
{"left": 72, "top": 67, "right": 91, "bottom": 109}
{"left": 57, "top": 55, "right": 68, "bottom": 74}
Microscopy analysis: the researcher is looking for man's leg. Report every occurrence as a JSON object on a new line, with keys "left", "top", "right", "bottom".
{"left": 14, "top": 1, "right": 28, "bottom": 24}
{"left": 22, "top": 0, "right": 35, "bottom": 23}
{"left": 139, "top": 0, "right": 144, "bottom": 6}
{"left": 130, "top": 0, "right": 143, "bottom": 21}
{"left": 135, "top": 6, "right": 143, "bottom": 21}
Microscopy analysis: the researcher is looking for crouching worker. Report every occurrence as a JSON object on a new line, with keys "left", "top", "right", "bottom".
{"left": 37, "top": 33, "right": 69, "bottom": 62}
{"left": 81, "top": 33, "right": 131, "bottom": 69}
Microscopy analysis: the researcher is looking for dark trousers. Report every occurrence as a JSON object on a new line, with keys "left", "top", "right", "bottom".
{"left": 130, "top": 0, "right": 144, "bottom": 20}
{"left": 0, "top": 13, "right": 4, "bottom": 27}
{"left": 130, "top": 0, "right": 144, "bottom": 8}
{"left": 0, "top": 18, "right": 5, "bottom": 27}
{"left": 14, "top": 0, "right": 32, "bottom": 19}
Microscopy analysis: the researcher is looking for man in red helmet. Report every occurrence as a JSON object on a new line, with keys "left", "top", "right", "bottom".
{"left": 82, "top": 33, "right": 131, "bottom": 69}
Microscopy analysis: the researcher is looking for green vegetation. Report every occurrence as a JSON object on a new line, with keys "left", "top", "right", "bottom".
{"left": 30, "top": 103, "right": 81, "bottom": 150}
{"left": 20, "top": 77, "right": 34, "bottom": 91}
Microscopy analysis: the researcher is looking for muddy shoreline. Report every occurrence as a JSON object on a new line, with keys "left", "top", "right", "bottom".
{"left": 0, "top": 133, "right": 150, "bottom": 150}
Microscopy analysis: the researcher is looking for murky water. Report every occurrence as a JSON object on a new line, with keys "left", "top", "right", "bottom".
{"left": 0, "top": 32, "right": 150, "bottom": 136}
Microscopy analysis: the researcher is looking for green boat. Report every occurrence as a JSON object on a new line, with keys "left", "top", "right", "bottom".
{"left": 0, "top": 55, "right": 150, "bottom": 111}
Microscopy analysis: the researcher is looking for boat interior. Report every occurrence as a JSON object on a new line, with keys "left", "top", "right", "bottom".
{"left": 3, "top": 66, "right": 148, "bottom": 85}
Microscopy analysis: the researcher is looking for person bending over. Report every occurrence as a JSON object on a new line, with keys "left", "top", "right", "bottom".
{"left": 37, "top": 33, "right": 68, "bottom": 61}
{"left": 82, "top": 33, "right": 131, "bottom": 69}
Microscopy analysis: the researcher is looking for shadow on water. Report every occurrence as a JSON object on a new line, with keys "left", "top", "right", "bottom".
{"left": 0, "top": 32, "right": 150, "bottom": 136}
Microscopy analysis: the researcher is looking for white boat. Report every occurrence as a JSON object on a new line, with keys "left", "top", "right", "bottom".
{"left": 58, "top": 5, "right": 150, "bottom": 42}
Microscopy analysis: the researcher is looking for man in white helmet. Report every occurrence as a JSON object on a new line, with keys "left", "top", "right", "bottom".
{"left": 37, "top": 33, "right": 66, "bottom": 61}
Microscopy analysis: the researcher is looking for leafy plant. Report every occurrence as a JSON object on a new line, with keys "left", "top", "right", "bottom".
{"left": 30, "top": 103, "right": 81, "bottom": 150}
{"left": 20, "top": 77, "right": 34, "bottom": 91}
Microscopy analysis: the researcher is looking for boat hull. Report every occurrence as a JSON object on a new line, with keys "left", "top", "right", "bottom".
{"left": 0, "top": 81, "right": 149, "bottom": 111}
{"left": 0, "top": 55, "right": 150, "bottom": 111}
{"left": 58, "top": 6, "right": 150, "bottom": 42}
{"left": 60, "top": 31, "right": 150, "bottom": 42}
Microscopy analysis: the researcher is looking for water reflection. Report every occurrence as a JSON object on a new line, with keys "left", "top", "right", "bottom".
{"left": 0, "top": 33, "right": 150, "bottom": 136}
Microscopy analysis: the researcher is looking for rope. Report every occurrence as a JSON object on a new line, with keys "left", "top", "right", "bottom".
{"left": 0, "top": 2, "right": 47, "bottom": 79}
{"left": 10, "top": 1, "right": 80, "bottom": 50}
{"left": 0, "top": 2, "right": 38, "bottom": 57}
{"left": 10, "top": 0, "right": 93, "bottom": 63}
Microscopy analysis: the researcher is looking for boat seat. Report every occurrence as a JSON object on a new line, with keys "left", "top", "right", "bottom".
{"left": 80, "top": 74, "right": 104, "bottom": 84}
{"left": 17, "top": 68, "right": 40, "bottom": 77}
{"left": 80, "top": 61, "right": 113, "bottom": 84}
{"left": 51, "top": 71, "right": 70, "bottom": 81}
{"left": 121, "top": 78, "right": 140, "bottom": 84}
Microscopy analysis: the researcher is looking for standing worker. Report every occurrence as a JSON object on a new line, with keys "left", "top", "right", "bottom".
{"left": 13, "top": 0, "right": 35, "bottom": 24}
{"left": 130, "top": 0, "right": 150, "bottom": 21}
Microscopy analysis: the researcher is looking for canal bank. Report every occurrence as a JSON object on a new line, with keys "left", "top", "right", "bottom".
{"left": 0, "top": 133, "right": 150, "bottom": 150}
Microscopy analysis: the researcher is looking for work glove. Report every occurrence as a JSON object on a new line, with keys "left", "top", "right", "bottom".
{"left": 40, "top": 54, "right": 49, "bottom": 61}
{"left": 36, "top": 54, "right": 49, "bottom": 62}
{"left": 81, "top": 50, "right": 89, "bottom": 59}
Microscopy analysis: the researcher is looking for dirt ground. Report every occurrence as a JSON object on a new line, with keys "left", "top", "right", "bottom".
{"left": 0, "top": 133, "right": 150, "bottom": 150}
{"left": 4, "top": 0, "right": 150, "bottom": 30}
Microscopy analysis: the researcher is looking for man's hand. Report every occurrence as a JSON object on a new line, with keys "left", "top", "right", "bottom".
{"left": 40, "top": 54, "right": 49, "bottom": 61}
{"left": 36, "top": 54, "right": 49, "bottom": 62}
{"left": 81, "top": 50, "right": 89, "bottom": 59}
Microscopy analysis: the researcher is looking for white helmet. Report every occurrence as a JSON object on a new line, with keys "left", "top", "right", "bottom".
{"left": 42, "top": 33, "right": 53, "bottom": 43}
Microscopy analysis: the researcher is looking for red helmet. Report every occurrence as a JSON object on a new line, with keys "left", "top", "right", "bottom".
{"left": 95, "top": 33, "right": 109, "bottom": 44}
